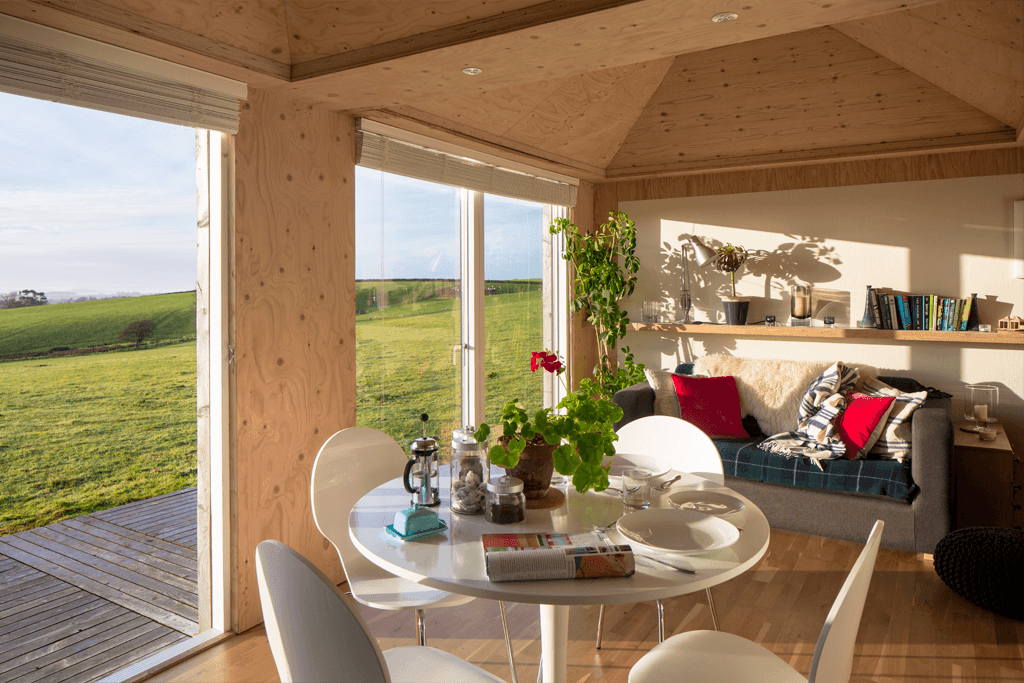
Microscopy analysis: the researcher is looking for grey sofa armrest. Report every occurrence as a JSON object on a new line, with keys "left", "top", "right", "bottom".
{"left": 612, "top": 381, "right": 654, "bottom": 430}
{"left": 911, "top": 407, "right": 953, "bottom": 554}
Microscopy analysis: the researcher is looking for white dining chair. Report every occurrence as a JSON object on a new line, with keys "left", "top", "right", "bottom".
{"left": 311, "top": 427, "right": 519, "bottom": 681}
{"left": 596, "top": 415, "right": 726, "bottom": 649}
{"left": 256, "top": 539, "right": 505, "bottom": 683}
{"left": 628, "top": 520, "right": 884, "bottom": 683}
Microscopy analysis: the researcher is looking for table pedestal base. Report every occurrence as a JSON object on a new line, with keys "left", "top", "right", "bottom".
{"left": 539, "top": 604, "right": 569, "bottom": 683}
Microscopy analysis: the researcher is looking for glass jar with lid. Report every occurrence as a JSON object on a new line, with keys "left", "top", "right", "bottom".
{"left": 484, "top": 475, "right": 526, "bottom": 524}
{"left": 450, "top": 426, "right": 489, "bottom": 515}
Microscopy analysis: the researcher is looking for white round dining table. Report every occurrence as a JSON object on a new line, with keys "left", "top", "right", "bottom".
{"left": 349, "top": 472, "right": 770, "bottom": 683}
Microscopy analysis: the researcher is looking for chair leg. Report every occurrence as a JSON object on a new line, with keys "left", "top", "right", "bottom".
{"left": 656, "top": 600, "right": 665, "bottom": 643}
{"left": 595, "top": 604, "right": 605, "bottom": 649}
{"left": 499, "top": 601, "right": 518, "bottom": 683}
{"left": 705, "top": 588, "right": 720, "bottom": 631}
{"left": 415, "top": 608, "right": 426, "bottom": 646}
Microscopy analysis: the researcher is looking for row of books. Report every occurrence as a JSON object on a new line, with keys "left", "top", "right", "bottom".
{"left": 867, "top": 288, "right": 975, "bottom": 331}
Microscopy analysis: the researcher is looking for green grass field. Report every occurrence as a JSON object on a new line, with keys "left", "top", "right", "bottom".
{"left": 356, "top": 285, "right": 544, "bottom": 446}
{"left": 0, "top": 282, "right": 545, "bottom": 534}
{"left": 0, "top": 291, "right": 196, "bottom": 356}
{"left": 0, "top": 342, "right": 197, "bottom": 535}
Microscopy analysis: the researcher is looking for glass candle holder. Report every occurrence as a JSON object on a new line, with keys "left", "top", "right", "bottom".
{"left": 791, "top": 285, "right": 811, "bottom": 324}
{"left": 963, "top": 384, "right": 998, "bottom": 432}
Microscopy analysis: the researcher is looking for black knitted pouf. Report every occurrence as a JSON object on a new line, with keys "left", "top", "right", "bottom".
{"left": 933, "top": 527, "right": 1024, "bottom": 620}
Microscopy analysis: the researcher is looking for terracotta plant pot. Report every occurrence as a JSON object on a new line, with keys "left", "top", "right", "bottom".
{"left": 501, "top": 435, "right": 557, "bottom": 499}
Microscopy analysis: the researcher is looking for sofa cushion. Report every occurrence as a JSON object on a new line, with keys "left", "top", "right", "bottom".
{"left": 670, "top": 374, "right": 749, "bottom": 438}
{"left": 858, "top": 377, "right": 927, "bottom": 461}
{"left": 690, "top": 355, "right": 878, "bottom": 436}
{"left": 718, "top": 438, "right": 918, "bottom": 501}
{"left": 836, "top": 393, "right": 897, "bottom": 459}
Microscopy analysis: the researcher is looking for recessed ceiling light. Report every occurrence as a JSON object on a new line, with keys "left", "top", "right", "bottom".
{"left": 712, "top": 12, "right": 739, "bottom": 23}
{"left": 462, "top": 67, "right": 483, "bottom": 75}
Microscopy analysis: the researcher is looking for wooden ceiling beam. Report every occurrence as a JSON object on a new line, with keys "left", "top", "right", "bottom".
{"left": 1, "top": 0, "right": 290, "bottom": 83}
{"left": 290, "top": 0, "right": 648, "bottom": 82}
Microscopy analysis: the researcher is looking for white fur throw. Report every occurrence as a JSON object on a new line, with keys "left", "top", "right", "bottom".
{"left": 692, "top": 355, "right": 878, "bottom": 436}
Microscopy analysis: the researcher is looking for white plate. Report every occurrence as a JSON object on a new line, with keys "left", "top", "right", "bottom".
{"left": 616, "top": 509, "right": 740, "bottom": 555}
{"left": 608, "top": 453, "right": 670, "bottom": 480}
{"left": 667, "top": 491, "right": 745, "bottom": 515}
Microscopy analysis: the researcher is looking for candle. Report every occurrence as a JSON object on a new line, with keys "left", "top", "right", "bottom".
{"left": 973, "top": 404, "right": 988, "bottom": 421}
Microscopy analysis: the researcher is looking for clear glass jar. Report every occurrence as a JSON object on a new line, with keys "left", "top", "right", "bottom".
{"left": 485, "top": 476, "right": 526, "bottom": 524}
{"left": 450, "top": 426, "right": 489, "bottom": 515}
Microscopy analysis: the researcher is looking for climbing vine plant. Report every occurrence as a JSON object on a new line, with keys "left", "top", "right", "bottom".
{"left": 550, "top": 210, "right": 646, "bottom": 398}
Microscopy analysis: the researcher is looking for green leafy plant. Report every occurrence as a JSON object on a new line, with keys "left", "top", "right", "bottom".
{"left": 474, "top": 351, "right": 622, "bottom": 494}
{"left": 549, "top": 211, "right": 645, "bottom": 398}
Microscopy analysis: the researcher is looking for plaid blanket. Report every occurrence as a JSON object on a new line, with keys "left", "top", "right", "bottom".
{"left": 758, "top": 361, "right": 859, "bottom": 470}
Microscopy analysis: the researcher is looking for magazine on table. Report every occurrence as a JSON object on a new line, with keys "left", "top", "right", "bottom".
{"left": 482, "top": 533, "right": 635, "bottom": 582}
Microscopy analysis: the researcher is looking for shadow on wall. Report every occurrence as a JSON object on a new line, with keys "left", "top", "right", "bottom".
{"left": 658, "top": 229, "right": 845, "bottom": 323}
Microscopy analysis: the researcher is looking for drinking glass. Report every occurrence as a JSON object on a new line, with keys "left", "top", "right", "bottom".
{"left": 621, "top": 467, "right": 652, "bottom": 509}
{"left": 963, "top": 384, "right": 998, "bottom": 431}
{"left": 641, "top": 301, "right": 661, "bottom": 323}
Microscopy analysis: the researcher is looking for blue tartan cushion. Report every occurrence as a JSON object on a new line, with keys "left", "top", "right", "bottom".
{"left": 718, "top": 438, "right": 918, "bottom": 501}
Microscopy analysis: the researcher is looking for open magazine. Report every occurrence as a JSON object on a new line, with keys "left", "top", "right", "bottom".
{"left": 482, "top": 533, "right": 635, "bottom": 582}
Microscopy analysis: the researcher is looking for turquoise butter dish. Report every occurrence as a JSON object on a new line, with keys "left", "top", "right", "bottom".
{"left": 386, "top": 506, "right": 447, "bottom": 541}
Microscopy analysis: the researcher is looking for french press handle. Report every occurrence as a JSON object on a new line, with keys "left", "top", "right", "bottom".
{"left": 403, "top": 458, "right": 417, "bottom": 494}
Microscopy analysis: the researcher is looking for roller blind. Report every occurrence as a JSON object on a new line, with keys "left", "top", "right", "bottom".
{"left": 0, "top": 15, "right": 246, "bottom": 133}
{"left": 356, "top": 121, "right": 578, "bottom": 207}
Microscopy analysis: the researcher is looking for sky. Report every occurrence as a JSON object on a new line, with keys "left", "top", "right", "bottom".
{"left": 0, "top": 92, "right": 544, "bottom": 298}
{"left": 0, "top": 92, "right": 197, "bottom": 296}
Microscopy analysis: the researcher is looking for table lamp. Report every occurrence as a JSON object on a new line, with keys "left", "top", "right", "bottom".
{"left": 680, "top": 236, "right": 717, "bottom": 324}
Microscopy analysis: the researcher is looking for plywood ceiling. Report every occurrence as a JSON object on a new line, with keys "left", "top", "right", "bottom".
{"left": 2, "top": 0, "right": 1020, "bottom": 180}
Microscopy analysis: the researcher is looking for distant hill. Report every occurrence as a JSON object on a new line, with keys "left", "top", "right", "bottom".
{"left": 0, "top": 291, "right": 196, "bottom": 357}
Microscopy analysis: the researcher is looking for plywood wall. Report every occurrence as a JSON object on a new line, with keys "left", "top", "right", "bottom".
{"left": 233, "top": 88, "right": 356, "bottom": 632}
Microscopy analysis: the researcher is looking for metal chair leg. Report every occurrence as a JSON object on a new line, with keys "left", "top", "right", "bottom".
{"left": 499, "top": 601, "right": 518, "bottom": 683}
{"left": 595, "top": 604, "right": 605, "bottom": 649}
{"left": 656, "top": 599, "right": 665, "bottom": 643}
{"left": 415, "top": 608, "right": 426, "bottom": 646}
{"left": 705, "top": 588, "right": 720, "bottom": 631}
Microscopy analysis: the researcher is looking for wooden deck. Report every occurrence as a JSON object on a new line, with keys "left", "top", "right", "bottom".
{"left": 0, "top": 488, "right": 198, "bottom": 683}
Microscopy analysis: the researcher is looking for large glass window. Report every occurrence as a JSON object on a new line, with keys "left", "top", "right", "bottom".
{"left": 483, "top": 195, "right": 545, "bottom": 426}
{"left": 355, "top": 170, "right": 559, "bottom": 449}
{"left": 355, "top": 168, "right": 463, "bottom": 446}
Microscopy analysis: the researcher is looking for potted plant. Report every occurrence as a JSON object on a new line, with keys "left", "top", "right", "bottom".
{"left": 475, "top": 351, "right": 622, "bottom": 497}
{"left": 714, "top": 243, "right": 749, "bottom": 325}
{"left": 549, "top": 211, "right": 645, "bottom": 398}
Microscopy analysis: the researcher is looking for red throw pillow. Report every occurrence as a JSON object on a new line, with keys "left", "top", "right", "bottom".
{"left": 669, "top": 375, "right": 748, "bottom": 438}
{"left": 836, "top": 393, "right": 897, "bottom": 459}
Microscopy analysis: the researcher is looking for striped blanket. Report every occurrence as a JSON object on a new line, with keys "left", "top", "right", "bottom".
{"left": 758, "top": 361, "right": 859, "bottom": 470}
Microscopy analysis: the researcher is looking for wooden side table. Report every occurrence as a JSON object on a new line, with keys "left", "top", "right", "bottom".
{"left": 953, "top": 422, "right": 1019, "bottom": 529}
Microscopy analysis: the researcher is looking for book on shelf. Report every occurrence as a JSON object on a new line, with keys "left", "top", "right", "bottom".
{"left": 481, "top": 533, "right": 635, "bottom": 582}
{"left": 888, "top": 295, "right": 899, "bottom": 331}
{"left": 913, "top": 296, "right": 922, "bottom": 330}
{"left": 899, "top": 296, "right": 911, "bottom": 330}
{"left": 959, "top": 297, "right": 971, "bottom": 331}
{"left": 869, "top": 287, "right": 883, "bottom": 329}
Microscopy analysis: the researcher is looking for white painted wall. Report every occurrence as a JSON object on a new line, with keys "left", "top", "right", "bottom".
{"left": 621, "top": 173, "right": 1024, "bottom": 452}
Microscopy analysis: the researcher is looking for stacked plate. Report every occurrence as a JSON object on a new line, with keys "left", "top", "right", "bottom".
{"left": 616, "top": 509, "right": 740, "bottom": 556}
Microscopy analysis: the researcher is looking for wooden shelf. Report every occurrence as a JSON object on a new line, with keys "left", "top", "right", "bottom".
{"left": 630, "top": 322, "right": 1024, "bottom": 346}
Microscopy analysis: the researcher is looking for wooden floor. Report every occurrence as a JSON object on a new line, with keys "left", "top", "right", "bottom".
{"left": 0, "top": 488, "right": 198, "bottom": 683}
{"left": 148, "top": 528, "right": 1024, "bottom": 683}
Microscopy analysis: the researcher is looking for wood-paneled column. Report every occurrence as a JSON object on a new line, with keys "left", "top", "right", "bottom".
{"left": 233, "top": 89, "right": 355, "bottom": 632}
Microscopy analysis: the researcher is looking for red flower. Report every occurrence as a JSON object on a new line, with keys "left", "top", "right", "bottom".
{"left": 531, "top": 351, "right": 564, "bottom": 375}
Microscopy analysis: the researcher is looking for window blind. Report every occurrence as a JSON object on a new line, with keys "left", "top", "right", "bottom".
{"left": 356, "top": 122, "right": 578, "bottom": 207}
{"left": 0, "top": 15, "right": 246, "bottom": 133}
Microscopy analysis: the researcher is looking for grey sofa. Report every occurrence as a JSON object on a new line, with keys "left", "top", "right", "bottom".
{"left": 613, "top": 366, "right": 953, "bottom": 554}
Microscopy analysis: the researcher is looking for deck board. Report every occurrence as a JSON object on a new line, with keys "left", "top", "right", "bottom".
{"left": 0, "top": 487, "right": 197, "bottom": 682}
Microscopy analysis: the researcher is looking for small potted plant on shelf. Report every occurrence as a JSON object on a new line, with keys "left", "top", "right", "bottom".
{"left": 474, "top": 351, "right": 622, "bottom": 498}
{"left": 714, "top": 243, "right": 749, "bottom": 325}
